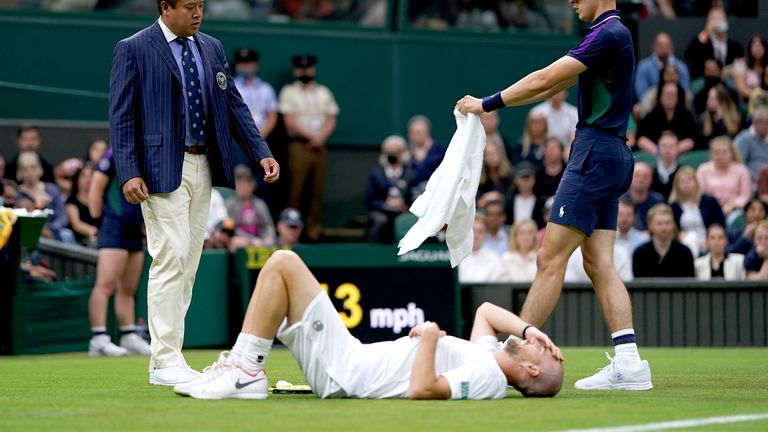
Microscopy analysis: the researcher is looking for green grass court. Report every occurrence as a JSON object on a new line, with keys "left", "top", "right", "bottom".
{"left": 2, "top": 348, "right": 767, "bottom": 431}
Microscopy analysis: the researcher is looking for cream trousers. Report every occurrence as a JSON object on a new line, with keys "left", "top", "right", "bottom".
{"left": 141, "top": 153, "right": 211, "bottom": 370}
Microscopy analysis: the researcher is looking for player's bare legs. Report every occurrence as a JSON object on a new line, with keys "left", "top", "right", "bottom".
{"left": 581, "top": 229, "right": 633, "bottom": 332}
{"left": 520, "top": 223, "right": 585, "bottom": 326}
{"left": 177, "top": 250, "right": 322, "bottom": 399}
{"left": 577, "top": 228, "right": 652, "bottom": 390}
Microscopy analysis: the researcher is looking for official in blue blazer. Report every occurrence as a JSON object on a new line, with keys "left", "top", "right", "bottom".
{"left": 109, "top": 0, "right": 279, "bottom": 387}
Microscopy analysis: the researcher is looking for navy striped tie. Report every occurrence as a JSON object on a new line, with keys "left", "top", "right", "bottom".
{"left": 176, "top": 37, "right": 206, "bottom": 144}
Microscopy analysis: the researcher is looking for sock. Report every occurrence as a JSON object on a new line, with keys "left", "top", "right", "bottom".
{"left": 237, "top": 333, "right": 273, "bottom": 373}
{"left": 91, "top": 326, "right": 107, "bottom": 337}
{"left": 119, "top": 325, "right": 136, "bottom": 335}
{"left": 231, "top": 333, "right": 249, "bottom": 358}
{"left": 612, "top": 329, "right": 641, "bottom": 364}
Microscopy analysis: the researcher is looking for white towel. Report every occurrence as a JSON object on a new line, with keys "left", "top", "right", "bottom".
{"left": 397, "top": 109, "right": 486, "bottom": 267}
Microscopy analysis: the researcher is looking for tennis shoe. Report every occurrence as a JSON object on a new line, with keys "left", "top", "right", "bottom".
{"left": 149, "top": 364, "right": 201, "bottom": 386}
{"left": 120, "top": 333, "right": 151, "bottom": 356}
{"left": 575, "top": 352, "right": 653, "bottom": 390}
{"left": 174, "top": 351, "right": 235, "bottom": 396}
{"left": 188, "top": 365, "right": 268, "bottom": 400}
{"left": 88, "top": 335, "right": 128, "bottom": 357}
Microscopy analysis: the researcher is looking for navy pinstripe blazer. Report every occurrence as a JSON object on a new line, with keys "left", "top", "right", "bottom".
{"left": 109, "top": 22, "right": 273, "bottom": 193}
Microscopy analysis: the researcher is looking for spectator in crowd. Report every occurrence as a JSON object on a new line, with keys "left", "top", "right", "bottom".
{"left": 458, "top": 216, "right": 500, "bottom": 284}
{"left": 727, "top": 198, "right": 767, "bottom": 254}
{"left": 637, "top": 83, "right": 699, "bottom": 154}
{"left": 699, "top": 85, "right": 743, "bottom": 142}
{"left": 684, "top": 7, "right": 743, "bottom": 80}
{"left": 53, "top": 158, "right": 83, "bottom": 200}
{"left": 479, "top": 111, "right": 511, "bottom": 157}
{"left": 734, "top": 106, "right": 768, "bottom": 181}
{"left": 650, "top": 131, "right": 681, "bottom": 200}
{"left": 1, "top": 179, "right": 17, "bottom": 208}
{"left": 280, "top": 54, "right": 339, "bottom": 242}
{"left": 86, "top": 138, "right": 109, "bottom": 167}
{"left": 506, "top": 162, "right": 545, "bottom": 228}
{"left": 745, "top": 220, "right": 768, "bottom": 279}
{"left": 65, "top": 164, "right": 101, "bottom": 245}
{"left": 748, "top": 64, "right": 768, "bottom": 116}
{"left": 226, "top": 165, "right": 276, "bottom": 248}
{"left": 86, "top": 148, "right": 150, "bottom": 357}
{"left": 668, "top": 166, "right": 725, "bottom": 256}
{"left": 757, "top": 166, "right": 768, "bottom": 204}
{"left": 695, "top": 223, "right": 745, "bottom": 280}
{"left": 696, "top": 136, "right": 752, "bottom": 223}
{"left": 4, "top": 125, "right": 55, "bottom": 184}
{"left": 635, "top": 62, "right": 693, "bottom": 120}
{"left": 530, "top": 90, "right": 577, "bottom": 151}
{"left": 636, "top": 32, "right": 691, "bottom": 99}
{"left": 622, "top": 162, "right": 665, "bottom": 232}
{"left": 512, "top": 111, "right": 547, "bottom": 168}
{"left": 480, "top": 199, "right": 508, "bottom": 256}
{"left": 407, "top": 114, "right": 445, "bottom": 185}
{"left": 365, "top": 135, "right": 414, "bottom": 244}
{"left": 478, "top": 138, "right": 512, "bottom": 196}
{"left": 204, "top": 217, "right": 236, "bottom": 250}
{"left": 633, "top": 203, "right": 695, "bottom": 278}
{"left": 732, "top": 35, "right": 767, "bottom": 101}
{"left": 232, "top": 48, "right": 278, "bottom": 140}
{"left": 276, "top": 207, "right": 304, "bottom": 247}
{"left": 15, "top": 151, "right": 74, "bottom": 244}
{"left": 615, "top": 198, "right": 648, "bottom": 260}
{"left": 206, "top": 187, "right": 229, "bottom": 241}
{"left": 493, "top": 219, "right": 539, "bottom": 283}
{"left": 692, "top": 59, "right": 739, "bottom": 116}
{"left": 534, "top": 138, "right": 565, "bottom": 200}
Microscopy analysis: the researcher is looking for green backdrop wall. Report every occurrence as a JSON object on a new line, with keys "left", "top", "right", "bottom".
{"left": 0, "top": 9, "right": 576, "bottom": 147}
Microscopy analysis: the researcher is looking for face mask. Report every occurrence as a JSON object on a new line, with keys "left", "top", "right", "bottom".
{"left": 236, "top": 70, "right": 255, "bottom": 80}
{"left": 712, "top": 20, "right": 728, "bottom": 33}
{"left": 704, "top": 76, "right": 721, "bottom": 88}
{"left": 298, "top": 74, "right": 315, "bottom": 84}
{"left": 387, "top": 154, "right": 399, "bottom": 165}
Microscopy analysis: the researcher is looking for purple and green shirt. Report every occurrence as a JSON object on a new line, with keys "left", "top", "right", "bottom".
{"left": 567, "top": 10, "right": 635, "bottom": 139}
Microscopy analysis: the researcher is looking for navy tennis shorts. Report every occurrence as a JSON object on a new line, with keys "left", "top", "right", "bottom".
{"left": 97, "top": 215, "right": 143, "bottom": 252}
{"left": 548, "top": 127, "right": 634, "bottom": 236}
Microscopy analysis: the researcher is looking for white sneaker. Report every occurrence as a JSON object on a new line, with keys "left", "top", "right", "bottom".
{"left": 120, "top": 333, "right": 151, "bottom": 356}
{"left": 575, "top": 352, "right": 653, "bottom": 390}
{"left": 89, "top": 335, "right": 128, "bottom": 357}
{"left": 188, "top": 365, "right": 268, "bottom": 400}
{"left": 174, "top": 351, "right": 234, "bottom": 396}
{"left": 149, "top": 364, "right": 202, "bottom": 386}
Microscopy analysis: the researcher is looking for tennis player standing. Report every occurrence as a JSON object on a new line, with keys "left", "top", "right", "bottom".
{"left": 457, "top": 0, "right": 652, "bottom": 390}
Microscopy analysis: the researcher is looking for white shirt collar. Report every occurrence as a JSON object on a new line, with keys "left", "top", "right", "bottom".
{"left": 158, "top": 18, "right": 194, "bottom": 43}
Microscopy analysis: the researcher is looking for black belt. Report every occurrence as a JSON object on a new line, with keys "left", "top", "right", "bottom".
{"left": 185, "top": 145, "right": 208, "bottom": 155}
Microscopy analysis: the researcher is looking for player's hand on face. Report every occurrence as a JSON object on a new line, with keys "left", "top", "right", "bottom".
{"left": 525, "top": 326, "right": 564, "bottom": 361}
{"left": 260, "top": 158, "right": 280, "bottom": 183}
{"left": 122, "top": 177, "right": 149, "bottom": 204}
{"left": 455, "top": 95, "right": 484, "bottom": 115}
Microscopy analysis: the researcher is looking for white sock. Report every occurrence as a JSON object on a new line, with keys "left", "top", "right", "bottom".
{"left": 612, "top": 329, "right": 641, "bottom": 365}
{"left": 237, "top": 333, "right": 273, "bottom": 373}
{"left": 231, "top": 333, "right": 249, "bottom": 358}
{"left": 91, "top": 326, "right": 107, "bottom": 337}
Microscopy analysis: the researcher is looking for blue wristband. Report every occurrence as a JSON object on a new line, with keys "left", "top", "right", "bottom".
{"left": 481, "top": 91, "right": 505, "bottom": 112}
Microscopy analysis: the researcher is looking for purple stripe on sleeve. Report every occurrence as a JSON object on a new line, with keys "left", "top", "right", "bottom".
{"left": 570, "top": 26, "right": 608, "bottom": 57}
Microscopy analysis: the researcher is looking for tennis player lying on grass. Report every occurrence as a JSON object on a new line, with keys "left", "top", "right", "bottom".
{"left": 176, "top": 250, "right": 564, "bottom": 400}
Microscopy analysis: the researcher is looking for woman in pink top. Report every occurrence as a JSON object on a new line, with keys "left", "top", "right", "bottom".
{"left": 695, "top": 136, "right": 752, "bottom": 221}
